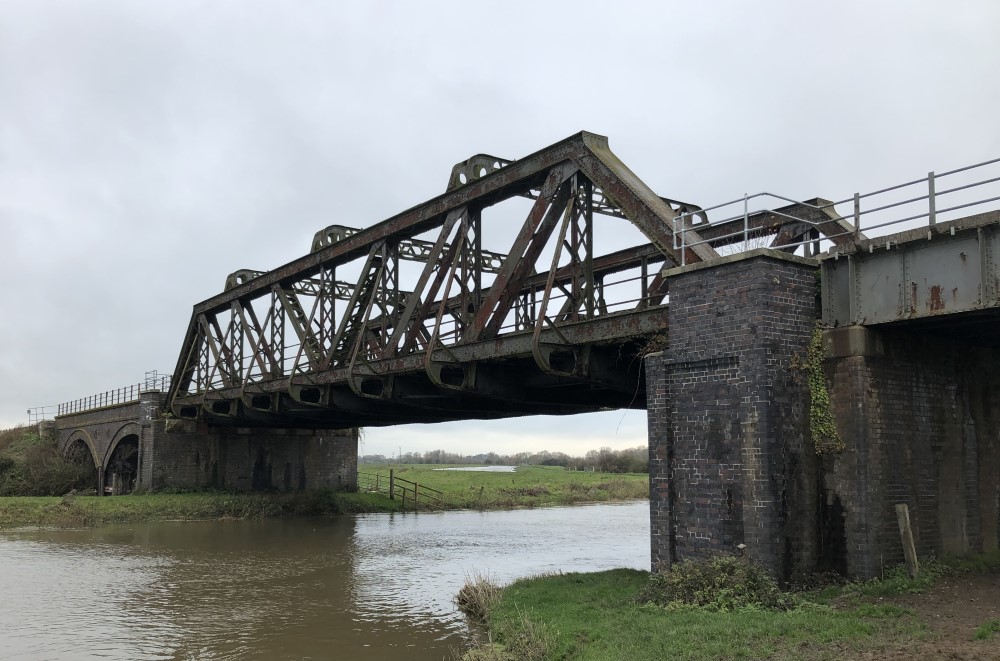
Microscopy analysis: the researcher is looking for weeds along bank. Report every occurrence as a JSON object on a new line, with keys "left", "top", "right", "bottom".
{"left": 0, "top": 491, "right": 402, "bottom": 528}
{"left": 0, "top": 426, "right": 92, "bottom": 497}
{"left": 457, "top": 554, "right": 1000, "bottom": 660}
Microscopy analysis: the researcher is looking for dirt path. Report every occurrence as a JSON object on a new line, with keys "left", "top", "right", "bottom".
{"left": 869, "top": 570, "right": 1000, "bottom": 660}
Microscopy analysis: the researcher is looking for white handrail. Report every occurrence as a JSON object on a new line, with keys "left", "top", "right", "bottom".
{"left": 673, "top": 156, "right": 1000, "bottom": 265}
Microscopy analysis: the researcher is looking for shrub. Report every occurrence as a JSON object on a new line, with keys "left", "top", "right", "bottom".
{"left": 0, "top": 430, "right": 94, "bottom": 496}
{"left": 456, "top": 571, "right": 504, "bottom": 622}
{"left": 637, "top": 555, "right": 795, "bottom": 611}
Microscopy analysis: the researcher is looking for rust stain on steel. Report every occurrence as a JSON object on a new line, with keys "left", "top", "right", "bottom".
{"left": 928, "top": 285, "right": 946, "bottom": 311}
{"left": 910, "top": 282, "right": 917, "bottom": 314}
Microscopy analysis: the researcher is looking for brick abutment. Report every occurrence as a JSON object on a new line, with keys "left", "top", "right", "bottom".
{"left": 645, "top": 250, "right": 1000, "bottom": 580}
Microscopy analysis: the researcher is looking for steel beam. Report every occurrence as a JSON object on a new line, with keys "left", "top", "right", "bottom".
{"left": 821, "top": 211, "right": 1000, "bottom": 325}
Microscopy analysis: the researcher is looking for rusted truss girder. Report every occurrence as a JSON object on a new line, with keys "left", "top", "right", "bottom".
{"left": 165, "top": 131, "right": 842, "bottom": 428}
{"left": 191, "top": 132, "right": 710, "bottom": 313}
{"left": 310, "top": 224, "right": 509, "bottom": 273}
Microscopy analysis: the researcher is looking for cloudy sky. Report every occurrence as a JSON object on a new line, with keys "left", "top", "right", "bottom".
{"left": 2, "top": 0, "right": 998, "bottom": 456}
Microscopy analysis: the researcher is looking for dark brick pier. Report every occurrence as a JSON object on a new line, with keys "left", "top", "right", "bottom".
{"left": 646, "top": 248, "right": 1000, "bottom": 580}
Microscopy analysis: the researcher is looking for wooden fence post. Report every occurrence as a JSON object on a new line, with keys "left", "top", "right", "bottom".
{"left": 895, "top": 503, "right": 920, "bottom": 579}
{"left": 389, "top": 469, "right": 395, "bottom": 500}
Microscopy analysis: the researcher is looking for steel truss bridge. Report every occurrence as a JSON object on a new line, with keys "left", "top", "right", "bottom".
{"left": 166, "top": 132, "right": 855, "bottom": 428}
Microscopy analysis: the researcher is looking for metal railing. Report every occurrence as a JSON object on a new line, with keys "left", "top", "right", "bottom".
{"left": 672, "top": 156, "right": 1000, "bottom": 266}
{"left": 56, "top": 373, "right": 172, "bottom": 416}
{"left": 26, "top": 406, "right": 57, "bottom": 425}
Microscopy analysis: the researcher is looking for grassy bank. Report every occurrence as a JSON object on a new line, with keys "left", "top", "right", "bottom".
{"left": 0, "top": 491, "right": 402, "bottom": 529}
{"left": 469, "top": 570, "right": 920, "bottom": 660}
{"left": 363, "top": 464, "right": 647, "bottom": 509}
{"left": 0, "top": 464, "right": 647, "bottom": 529}
{"left": 462, "top": 554, "right": 1000, "bottom": 660}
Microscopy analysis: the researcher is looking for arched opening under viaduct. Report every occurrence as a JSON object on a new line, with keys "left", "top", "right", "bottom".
{"left": 65, "top": 438, "right": 99, "bottom": 494}
{"left": 105, "top": 435, "right": 138, "bottom": 495}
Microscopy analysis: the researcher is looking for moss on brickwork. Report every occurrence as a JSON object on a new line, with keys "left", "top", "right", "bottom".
{"left": 808, "top": 325, "right": 844, "bottom": 454}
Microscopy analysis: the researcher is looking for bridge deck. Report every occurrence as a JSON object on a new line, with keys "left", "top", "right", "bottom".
{"left": 821, "top": 210, "right": 1000, "bottom": 337}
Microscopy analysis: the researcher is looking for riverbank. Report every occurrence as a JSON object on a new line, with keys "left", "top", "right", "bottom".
{"left": 0, "top": 491, "right": 402, "bottom": 528}
{"left": 365, "top": 463, "right": 647, "bottom": 508}
{"left": 0, "top": 464, "right": 647, "bottom": 528}
{"left": 463, "top": 554, "right": 1000, "bottom": 660}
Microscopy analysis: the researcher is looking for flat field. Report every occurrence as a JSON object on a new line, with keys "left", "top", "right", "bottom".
{"left": 360, "top": 463, "right": 647, "bottom": 509}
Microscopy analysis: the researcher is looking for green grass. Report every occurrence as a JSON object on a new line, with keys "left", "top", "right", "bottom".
{"left": 468, "top": 569, "right": 924, "bottom": 661}
{"left": 807, "top": 552, "right": 1000, "bottom": 604}
{"left": 363, "top": 463, "right": 647, "bottom": 509}
{"left": 0, "top": 463, "right": 647, "bottom": 528}
{"left": 830, "top": 560, "right": 951, "bottom": 599}
{"left": 0, "top": 490, "right": 402, "bottom": 528}
{"left": 941, "top": 549, "right": 1000, "bottom": 573}
{"left": 973, "top": 619, "right": 1000, "bottom": 641}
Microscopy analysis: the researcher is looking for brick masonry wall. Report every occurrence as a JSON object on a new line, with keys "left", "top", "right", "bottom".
{"left": 825, "top": 328, "right": 1000, "bottom": 578}
{"left": 647, "top": 251, "right": 818, "bottom": 577}
{"left": 645, "top": 350, "right": 672, "bottom": 569}
{"left": 56, "top": 391, "right": 360, "bottom": 493}
{"left": 145, "top": 421, "right": 359, "bottom": 492}
{"left": 55, "top": 401, "right": 143, "bottom": 464}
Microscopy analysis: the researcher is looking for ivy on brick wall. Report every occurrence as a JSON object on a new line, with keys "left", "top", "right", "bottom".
{"left": 808, "top": 325, "right": 844, "bottom": 454}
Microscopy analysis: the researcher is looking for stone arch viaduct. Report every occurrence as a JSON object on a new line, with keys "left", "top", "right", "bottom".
{"left": 48, "top": 391, "right": 356, "bottom": 495}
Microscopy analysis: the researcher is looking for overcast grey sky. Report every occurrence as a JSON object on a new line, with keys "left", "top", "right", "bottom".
{"left": 2, "top": 0, "right": 998, "bottom": 456}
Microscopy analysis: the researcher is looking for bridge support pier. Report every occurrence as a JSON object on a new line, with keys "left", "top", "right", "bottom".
{"left": 646, "top": 248, "right": 1000, "bottom": 580}
{"left": 142, "top": 415, "right": 358, "bottom": 492}
{"left": 53, "top": 391, "right": 357, "bottom": 494}
{"left": 823, "top": 325, "right": 1000, "bottom": 578}
{"left": 645, "top": 250, "right": 819, "bottom": 579}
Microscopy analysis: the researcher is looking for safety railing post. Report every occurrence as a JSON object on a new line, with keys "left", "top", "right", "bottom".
{"left": 853, "top": 192, "right": 861, "bottom": 242}
{"left": 743, "top": 194, "right": 749, "bottom": 252}
{"left": 928, "top": 171, "right": 936, "bottom": 226}
{"left": 680, "top": 213, "right": 687, "bottom": 266}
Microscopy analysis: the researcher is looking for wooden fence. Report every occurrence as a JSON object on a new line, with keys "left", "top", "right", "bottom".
{"left": 357, "top": 470, "right": 444, "bottom": 508}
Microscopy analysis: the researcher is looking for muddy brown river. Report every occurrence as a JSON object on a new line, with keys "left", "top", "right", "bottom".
{"left": 0, "top": 501, "right": 648, "bottom": 660}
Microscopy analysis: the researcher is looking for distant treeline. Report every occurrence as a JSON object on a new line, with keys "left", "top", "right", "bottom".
{"left": 360, "top": 445, "right": 648, "bottom": 474}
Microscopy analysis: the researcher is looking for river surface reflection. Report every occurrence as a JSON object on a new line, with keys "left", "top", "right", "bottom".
{"left": 0, "top": 501, "right": 648, "bottom": 660}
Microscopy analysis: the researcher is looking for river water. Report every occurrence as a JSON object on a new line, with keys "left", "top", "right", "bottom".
{"left": 0, "top": 501, "right": 649, "bottom": 660}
